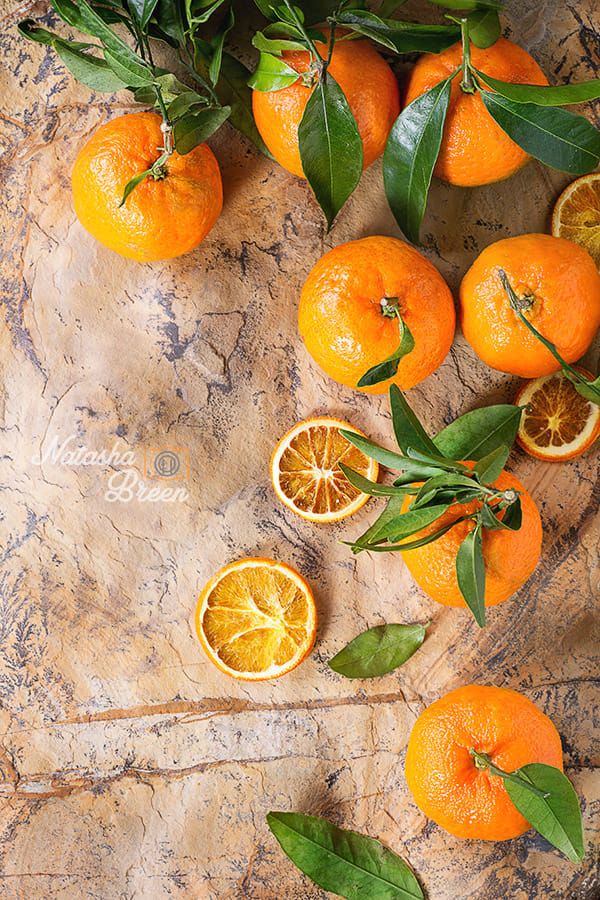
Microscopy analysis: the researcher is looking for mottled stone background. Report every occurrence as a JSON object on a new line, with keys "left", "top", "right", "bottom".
{"left": 0, "top": 0, "right": 598, "bottom": 897}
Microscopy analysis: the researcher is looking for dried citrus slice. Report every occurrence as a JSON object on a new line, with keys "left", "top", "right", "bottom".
{"left": 195, "top": 558, "right": 316, "bottom": 681}
{"left": 515, "top": 368, "right": 600, "bottom": 461}
{"left": 552, "top": 174, "right": 600, "bottom": 267}
{"left": 270, "top": 417, "right": 378, "bottom": 523}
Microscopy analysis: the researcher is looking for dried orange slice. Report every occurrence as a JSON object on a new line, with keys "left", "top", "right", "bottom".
{"left": 515, "top": 368, "right": 600, "bottom": 461}
{"left": 270, "top": 417, "right": 378, "bottom": 523}
{"left": 195, "top": 558, "right": 316, "bottom": 681}
{"left": 552, "top": 174, "right": 600, "bottom": 267}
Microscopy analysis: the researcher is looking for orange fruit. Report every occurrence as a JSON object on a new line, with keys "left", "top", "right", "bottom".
{"left": 400, "top": 464, "right": 541, "bottom": 609}
{"left": 405, "top": 685, "right": 564, "bottom": 841}
{"left": 460, "top": 233, "right": 600, "bottom": 377}
{"left": 252, "top": 32, "right": 400, "bottom": 177}
{"left": 298, "top": 236, "right": 455, "bottom": 394}
{"left": 270, "top": 417, "right": 378, "bottom": 523}
{"left": 552, "top": 173, "right": 600, "bottom": 268}
{"left": 515, "top": 367, "right": 600, "bottom": 461}
{"left": 195, "top": 558, "right": 316, "bottom": 681}
{"left": 72, "top": 112, "right": 222, "bottom": 262}
{"left": 405, "top": 37, "right": 548, "bottom": 187}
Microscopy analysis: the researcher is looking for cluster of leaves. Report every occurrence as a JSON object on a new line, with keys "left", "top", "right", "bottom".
{"left": 19, "top": 0, "right": 267, "bottom": 197}
{"left": 388, "top": 4, "right": 600, "bottom": 242}
{"left": 248, "top": 0, "right": 462, "bottom": 227}
{"left": 267, "top": 757, "right": 584, "bottom": 900}
{"left": 499, "top": 269, "right": 600, "bottom": 406}
{"left": 339, "top": 385, "right": 524, "bottom": 627}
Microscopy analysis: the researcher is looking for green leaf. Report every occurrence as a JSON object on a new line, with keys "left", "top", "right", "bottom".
{"left": 19, "top": 22, "right": 129, "bottom": 92}
{"left": 466, "top": 8, "right": 501, "bottom": 48}
{"left": 336, "top": 11, "right": 460, "bottom": 54}
{"left": 328, "top": 623, "right": 428, "bottom": 679}
{"left": 252, "top": 31, "right": 306, "bottom": 53}
{"left": 267, "top": 812, "right": 425, "bottom": 899}
{"left": 209, "top": 6, "right": 234, "bottom": 86}
{"left": 298, "top": 71, "right": 363, "bottom": 228}
{"left": 434, "top": 405, "right": 522, "bottom": 461}
{"left": 352, "top": 494, "right": 406, "bottom": 552}
{"left": 339, "top": 430, "right": 441, "bottom": 480}
{"left": 455, "top": 521, "right": 486, "bottom": 626}
{"left": 375, "top": 502, "right": 451, "bottom": 543}
{"left": 473, "top": 444, "right": 509, "bottom": 485}
{"left": 405, "top": 448, "right": 469, "bottom": 473}
{"left": 350, "top": 518, "right": 459, "bottom": 553}
{"left": 389, "top": 385, "right": 439, "bottom": 457}
{"left": 384, "top": 72, "right": 455, "bottom": 244}
{"left": 357, "top": 312, "right": 415, "bottom": 388}
{"left": 128, "top": 0, "right": 159, "bottom": 29}
{"left": 71, "top": 0, "right": 152, "bottom": 82}
{"left": 120, "top": 167, "right": 153, "bottom": 205}
{"left": 248, "top": 51, "right": 300, "bottom": 91}
{"left": 411, "top": 473, "right": 479, "bottom": 509}
{"left": 167, "top": 90, "right": 208, "bottom": 120}
{"left": 152, "top": 0, "right": 187, "bottom": 45}
{"left": 218, "top": 53, "right": 274, "bottom": 157}
{"left": 505, "top": 764, "right": 585, "bottom": 863}
{"left": 480, "top": 92, "right": 600, "bottom": 175}
{"left": 173, "top": 106, "right": 231, "bottom": 154}
{"left": 475, "top": 69, "right": 600, "bottom": 106}
{"left": 481, "top": 497, "right": 522, "bottom": 531}
{"left": 570, "top": 374, "right": 600, "bottom": 405}
{"left": 339, "top": 464, "right": 409, "bottom": 497}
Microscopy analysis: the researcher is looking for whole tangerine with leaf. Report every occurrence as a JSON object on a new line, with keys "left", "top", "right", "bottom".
{"left": 405, "top": 684, "right": 584, "bottom": 862}
{"left": 342, "top": 386, "right": 539, "bottom": 627}
{"left": 72, "top": 112, "right": 223, "bottom": 262}
{"left": 460, "top": 233, "right": 600, "bottom": 377}
{"left": 404, "top": 36, "right": 548, "bottom": 188}
{"left": 298, "top": 236, "right": 455, "bottom": 394}
{"left": 251, "top": 30, "right": 400, "bottom": 178}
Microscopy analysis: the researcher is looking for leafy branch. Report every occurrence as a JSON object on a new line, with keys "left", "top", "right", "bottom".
{"left": 341, "top": 385, "right": 525, "bottom": 627}
{"left": 384, "top": 5, "right": 600, "bottom": 243}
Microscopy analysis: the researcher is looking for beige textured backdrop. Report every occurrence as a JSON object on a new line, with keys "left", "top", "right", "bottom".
{"left": 0, "top": 1, "right": 599, "bottom": 898}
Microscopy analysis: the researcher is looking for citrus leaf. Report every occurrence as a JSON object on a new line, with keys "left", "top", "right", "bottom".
{"left": 167, "top": 90, "right": 208, "bottom": 120}
{"left": 481, "top": 497, "right": 522, "bottom": 531}
{"left": 128, "top": 0, "right": 159, "bottom": 29}
{"left": 72, "top": 0, "right": 152, "bottom": 81}
{"left": 405, "top": 448, "right": 469, "bottom": 473}
{"left": 298, "top": 71, "right": 363, "bottom": 228}
{"left": 505, "top": 764, "right": 585, "bottom": 863}
{"left": 267, "top": 812, "right": 424, "bottom": 900}
{"left": 252, "top": 31, "right": 306, "bottom": 53}
{"left": 570, "top": 375, "right": 600, "bottom": 405}
{"left": 480, "top": 92, "right": 600, "bottom": 175}
{"left": 173, "top": 106, "right": 231, "bottom": 154}
{"left": 389, "top": 385, "right": 439, "bottom": 457}
{"left": 248, "top": 51, "right": 300, "bottom": 91}
{"left": 120, "top": 167, "right": 153, "bottom": 206}
{"left": 357, "top": 313, "right": 415, "bottom": 388}
{"left": 328, "top": 623, "right": 428, "bottom": 679}
{"left": 466, "top": 8, "right": 500, "bottom": 48}
{"left": 339, "top": 464, "right": 410, "bottom": 497}
{"left": 376, "top": 502, "right": 452, "bottom": 543}
{"left": 336, "top": 11, "right": 460, "bottom": 54}
{"left": 384, "top": 72, "right": 455, "bottom": 244}
{"left": 411, "top": 472, "right": 478, "bottom": 508}
{"left": 455, "top": 521, "right": 486, "bottom": 626}
{"left": 434, "top": 405, "right": 522, "bottom": 461}
{"left": 473, "top": 443, "right": 509, "bottom": 485}
{"left": 475, "top": 69, "right": 600, "bottom": 106}
{"left": 351, "top": 519, "right": 458, "bottom": 553}
{"left": 340, "top": 431, "right": 442, "bottom": 479}
{"left": 351, "top": 494, "right": 406, "bottom": 552}
{"left": 209, "top": 6, "right": 234, "bottom": 86}
{"left": 217, "top": 53, "right": 273, "bottom": 157}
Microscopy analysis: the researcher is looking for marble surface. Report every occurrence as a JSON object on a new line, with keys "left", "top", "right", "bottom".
{"left": 0, "top": 1, "right": 598, "bottom": 897}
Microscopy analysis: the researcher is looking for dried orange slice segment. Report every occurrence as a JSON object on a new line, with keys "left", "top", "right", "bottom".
{"left": 515, "top": 368, "right": 600, "bottom": 461}
{"left": 270, "top": 417, "right": 378, "bottom": 523}
{"left": 195, "top": 558, "right": 316, "bottom": 681}
{"left": 552, "top": 174, "right": 600, "bottom": 267}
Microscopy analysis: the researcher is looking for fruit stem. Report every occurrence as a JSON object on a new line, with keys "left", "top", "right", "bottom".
{"left": 469, "top": 749, "right": 550, "bottom": 798}
{"left": 380, "top": 297, "right": 400, "bottom": 318}
{"left": 153, "top": 82, "right": 173, "bottom": 175}
{"left": 460, "top": 18, "right": 476, "bottom": 94}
